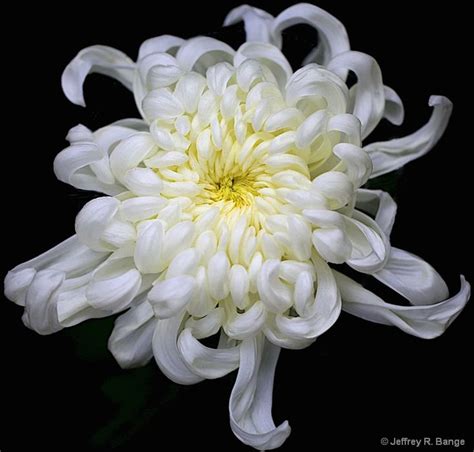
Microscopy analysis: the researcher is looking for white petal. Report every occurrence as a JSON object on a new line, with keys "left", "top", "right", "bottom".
{"left": 295, "top": 110, "right": 327, "bottom": 149}
{"left": 275, "top": 256, "right": 341, "bottom": 339}
{"left": 333, "top": 143, "right": 372, "bottom": 188}
{"left": 101, "top": 219, "right": 136, "bottom": 248}
{"left": 327, "top": 113, "right": 361, "bottom": 145}
{"left": 224, "top": 5, "right": 279, "bottom": 47}
{"left": 110, "top": 133, "right": 156, "bottom": 181}
{"left": 257, "top": 260, "right": 292, "bottom": 313}
{"left": 364, "top": 96, "right": 453, "bottom": 178}
{"left": 286, "top": 64, "right": 348, "bottom": 114}
{"left": 122, "top": 167, "right": 163, "bottom": 196}
{"left": 176, "top": 37, "right": 235, "bottom": 72}
{"left": 137, "top": 35, "right": 185, "bottom": 60}
{"left": 153, "top": 312, "right": 203, "bottom": 384}
{"left": 234, "top": 42, "right": 293, "bottom": 89}
{"left": 236, "top": 59, "right": 276, "bottom": 93}
{"left": 87, "top": 266, "right": 141, "bottom": 312}
{"left": 134, "top": 220, "right": 164, "bottom": 274}
{"left": 312, "top": 171, "right": 353, "bottom": 209}
{"left": 142, "top": 88, "right": 184, "bottom": 122}
{"left": 178, "top": 328, "right": 240, "bottom": 379}
{"left": 185, "top": 307, "right": 224, "bottom": 339}
{"left": 207, "top": 251, "right": 230, "bottom": 301}
{"left": 374, "top": 247, "right": 449, "bottom": 306}
{"left": 328, "top": 51, "right": 384, "bottom": 139}
{"left": 174, "top": 72, "right": 207, "bottom": 113}
{"left": 147, "top": 62, "right": 183, "bottom": 89}
{"left": 272, "top": 3, "right": 349, "bottom": 66}
{"left": 229, "top": 334, "right": 291, "bottom": 450}
{"left": 161, "top": 221, "right": 196, "bottom": 265}
{"left": 225, "top": 301, "right": 267, "bottom": 340}
{"left": 383, "top": 85, "right": 404, "bottom": 126}
{"left": 167, "top": 248, "right": 200, "bottom": 278}
{"left": 346, "top": 210, "right": 390, "bottom": 273}
{"left": 145, "top": 150, "right": 188, "bottom": 168}
{"left": 4, "top": 268, "right": 36, "bottom": 306}
{"left": 57, "top": 282, "right": 111, "bottom": 327}
{"left": 230, "top": 265, "right": 250, "bottom": 309}
{"left": 356, "top": 189, "right": 397, "bottom": 237}
{"left": 148, "top": 276, "right": 195, "bottom": 318}
{"left": 312, "top": 226, "right": 351, "bottom": 264}
{"left": 75, "top": 197, "right": 119, "bottom": 251}
{"left": 108, "top": 299, "right": 155, "bottom": 368}
{"left": 187, "top": 266, "right": 216, "bottom": 317}
{"left": 61, "top": 45, "right": 134, "bottom": 107}
{"left": 120, "top": 196, "right": 165, "bottom": 222}
{"left": 206, "top": 62, "right": 235, "bottom": 97}
{"left": 335, "top": 271, "right": 470, "bottom": 339}
{"left": 23, "top": 270, "right": 64, "bottom": 335}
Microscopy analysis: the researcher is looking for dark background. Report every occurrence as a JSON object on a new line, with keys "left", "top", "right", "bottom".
{"left": 1, "top": 1, "right": 472, "bottom": 451}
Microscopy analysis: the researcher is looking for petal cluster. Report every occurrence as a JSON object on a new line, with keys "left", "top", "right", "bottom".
{"left": 5, "top": 3, "right": 469, "bottom": 450}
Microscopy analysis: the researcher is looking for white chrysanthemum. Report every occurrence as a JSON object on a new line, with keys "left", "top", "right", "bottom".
{"left": 5, "top": 3, "right": 470, "bottom": 450}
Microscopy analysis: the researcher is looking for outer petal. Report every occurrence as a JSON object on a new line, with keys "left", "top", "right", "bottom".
{"left": 275, "top": 255, "right": 341, "bottom": 340}
{"left": 22, "top": 270, "right": 65, "bottom": 335}
{"left": 355, "top": 189, "right": 397, "bottom": 237}
{"left": 224, "top": 5, "right": 280, "bottom": 47}
{"left": 374, "top": 247, "right": 449, "bottom": 306}
{"left": 137, "top": 35, "right": 185, "bottom": 60}
{"left": 272, "top": 3, "right": 350, "bottom": 66}
{"left": 176, "top": 37, "right": 235, "bottom": 73}
{"left": 328, "top": 51, "right": 384, "bottom": 139}
{"left": 229, "top": 334, "right": 291, "bottom": 450}
{"left": 5, "top": 235, "right": 108, "bottom": 307}
{"left": 383, "top": 85, "right": 404, "bottom": 126}
{"left": 54, "top": 123, "right": 140, "bottom": 196}
{"left": 62, "top": 45, "right": 134, "bottom": 107}
{"left": 152, "top": 311, "right": 203, "bottom": 385}
{"left": 177, "top": 328, "right": 240, "bottom": 379}
{"left": 234, "top": 42, "right": 292, "bottom": 89}
{"left": 335, "top": 271, "right": 470, "bottom": 339}
{"left": 108, "top": 298, "right": 156, "bottom": 368}
{"left": 365, "top": 96, "right": 453, "bottom": 178}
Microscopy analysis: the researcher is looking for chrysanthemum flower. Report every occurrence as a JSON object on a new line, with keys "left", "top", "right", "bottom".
{"left": 5, "top": 3, "right": 470, "bottom": 450}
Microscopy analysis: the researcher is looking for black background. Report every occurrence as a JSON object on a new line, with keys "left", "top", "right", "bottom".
{"left": 1, "top": 1, "right": 472, "bottom": 451}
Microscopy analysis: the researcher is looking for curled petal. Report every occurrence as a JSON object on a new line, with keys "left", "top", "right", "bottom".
{"left": 333, "top": 143, "right": 372, "bottom": 188}
{"left": 224, "top": 5, "right": 279, "bottom": 47}
{"left": 346, "top": 210, "right": 390, "bottom": 274}
{"left": 55, "top": 123, "right": 138, "bottom": 196}
{"left": 374, "top": 247, "right": 449, "bottom": 306}
{"left": 177, "top": 328, "right": 240, "bottom": 379}
{"left": 272, "top": 3, "right": 350, "bottom": 66}
{"left": 86, "top": 264, "right": 142, "bottom": 312}
{"left": 335, "top": 271, "right": 470, "bottom": 339}
{"left": 383, "top": 85, "right": 404, "bottom": 126}
{"left": 22, "top": 270, "right": 65, "bottom": 335}
{"left": 75, "top": 197, "right": 120, "bottom": 251}
{"left": 364, "top": 96, "right": 453, "bottom": 178}
{"left": 356, "top": 189, "right": 397, "bottom": 237}
{"left": 286, "top": 64, "right": 348, "bottom": 114}
{"left": 275, "top": 256, "right": 341, "bottom": 340}
{"left": 108, "top": 298, "right": 155, "bottom": 368}
{"left": 148, "top": 276, "right": 195, "bottom": 319}
{"left": 62, "top": 45, "right": 134, "bottom": 107}
{"left": 137, "top": 35, "right": 185, "bottom": 60}
{"left": 328, "top": 51, "right": 384, "bottom": 139}
{"left": 176, "top": 37, "right": 235, "bottom": 73}
{"left": 153, "top": 311, "right": 203, "bottom": 385}
{"left": 229, "top": 334, "right": 291, "bottom": 450}
{"left": 234, "top": 42, "right": 292, "bottom": 89}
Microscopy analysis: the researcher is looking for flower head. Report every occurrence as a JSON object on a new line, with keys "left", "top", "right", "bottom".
{"left": 5, "top": 3, "right": 470, "bottom": 450}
